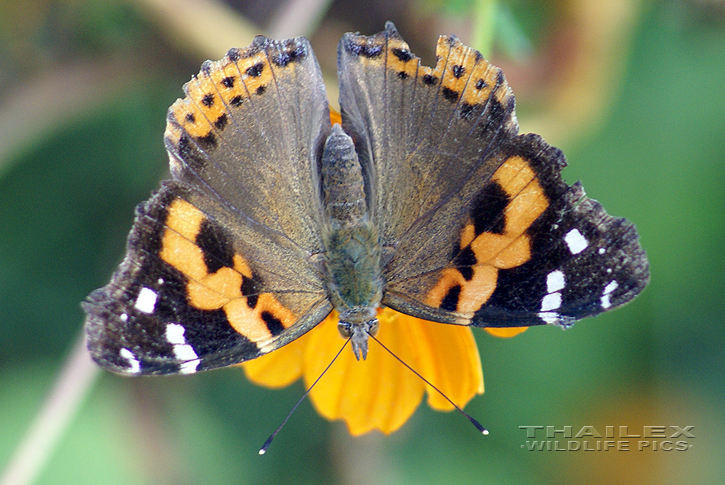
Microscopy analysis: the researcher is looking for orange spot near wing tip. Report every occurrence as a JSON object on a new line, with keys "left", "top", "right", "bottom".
{"left": 485, "top": 327, "right": 528, "bottom": 338}
{"left": 241, "top": 308, "right": 484, "bottom": 435}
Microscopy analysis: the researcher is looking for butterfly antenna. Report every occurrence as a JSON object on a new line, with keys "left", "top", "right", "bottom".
{"left": 369, "top": 334, "right": 489, "bottom": 435}
{"left": 259, "top": 338, "right": 350, "bottom": 455}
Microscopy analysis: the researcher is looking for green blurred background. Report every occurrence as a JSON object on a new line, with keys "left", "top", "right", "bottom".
{"left": 1, "top": 0, "right": 723, "bottom": 483}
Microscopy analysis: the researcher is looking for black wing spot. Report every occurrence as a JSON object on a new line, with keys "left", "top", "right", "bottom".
{"left": 440, "top": 285, "right": 462, "bottom": 312}
{"left": 346, "top": 39, "right": 384, "bottom": 58}
{"left": 221, "top": 76, "right": 235, "bottom": 88}
{"left": 475, "top": 78, "right": 487, "bottom": 90}
{"left": 195, "top": 132, "right": 217, "bottom": 150}
{"left": 176, "top": 134, "right": 207, "bottom": 170}
{"left": 227, "top": 48, "right": 241, "bottom": 62}
{"left": 471, "top": 182, "right": 510, "bottom": 235}
{"left": 273, "top": 45, "right": 307, "bottom": 67}
{"left": 453, "top": 246, "right": 477, "bottom": 281}
{"left": 255, "top": 85, "right": 266, "bottom": 95}
{"left": 196, "top": 218, "right": 235, "bottom": 273}
{"left": 459, "top": 102, "right": 477, "bottom": 121}
{"left": 241, "top": 276, "right": 259, "bottom": 308}
{"left": 398, "top": 71, "right": 409, "bottom": 79}
{"left": 441, "top": 86, "right": 459, "bottom": 102}
{"left": 261, "top": 311, "right": 285, "bottom": 337}
{"left": 457, "top": 265, "right": 474, "bottom": 282}
{"left": 213, "top": 113, "right": 228, "bottom": 130}
{"left": 495, "top": 69, "right": 505, "bottom": 88}
{"left": 392, "top": 47, "right": 413, "bottom": 62}
{"left": 201, "top": 93, "right": 215, "bottom": 107}
{"left": 272, "top": 53, "right": 290, "bottom": 67}
{"left": 422, "top": 74, "right": 438, "bottom": 85}
{"left": 246, "top": 62, "right": 265, "bottom": 77}
{"left": 452, "top": 64, "right": 465, "bottom": 78}
{"left": 184, "top": 113, "right": 196, "bottom": 123}
{"left": 230, "top": 95, "right": 243, "bottom": 107}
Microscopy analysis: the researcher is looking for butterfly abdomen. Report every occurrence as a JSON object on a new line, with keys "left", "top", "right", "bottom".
{"left": 321, "top": 124, "right": 368, "bottom": 227}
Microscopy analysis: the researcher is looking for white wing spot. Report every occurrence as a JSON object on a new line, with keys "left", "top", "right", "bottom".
{"left": 157, "top": 278, "right": 165, "bottom": 285}
{"left": 165, "top": 322, "right": 186, "bottom": 345}
{"left": 601, "top": 280, "right": 619, "bottom": 309}
{"left": 598, "top": 247, "right": 606, "bottom": 255}
{"left": 120, "top": 313, "right": 128, "bottom": 322}
{"left": 119, "top": 348, "right": 141, "bottom": 374}
{"left": 539, "top": 270, "right": 566, "bottom": 322}
{"left": 546, "top": 270, "right": 566, "bottom": 293}
{"left": 134, "top": 287, "right": 158, "bottom": 314}
{"left": 179, "top": 360, "right": 201, "bottom": 374}
{"left": 541, "top": 293, "right": 562, "bottom": 312}
{"left": 604, "top": 281, "right": 619, "bottom": 294}
{"left": 538, "top": 311, "right": 560, "bottom": 324}
{"left": 565, "top": 229, "right": 588, "bottom": 254}
{"left": 165, "top": 323, "right": 200, "bottom": 374}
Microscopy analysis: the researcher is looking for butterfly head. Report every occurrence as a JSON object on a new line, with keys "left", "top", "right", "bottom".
{"left": 337, "top": 307, "right": 379, "bottom": 360}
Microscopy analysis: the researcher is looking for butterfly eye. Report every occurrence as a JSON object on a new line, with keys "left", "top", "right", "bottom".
{"left": 368, "top": 318, "right": 379, "bottom": 337}
{"left": 337, "top": 321, "right": 352, "bottom": 338}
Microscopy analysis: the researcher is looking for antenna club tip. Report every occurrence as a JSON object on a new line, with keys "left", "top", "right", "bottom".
{"left": 482, "top": 429, "right": 490, "bottom": 435}
{"left": 259, "top": 435, "right": 274, "bottom": 455}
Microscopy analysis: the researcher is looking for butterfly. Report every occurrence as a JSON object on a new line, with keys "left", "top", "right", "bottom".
{"left": 84, "top": 22, "right": 649, "bottom": 376}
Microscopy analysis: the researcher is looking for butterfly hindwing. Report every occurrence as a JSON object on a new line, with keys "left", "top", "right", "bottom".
{"left": 384, "top": 135, "right": 649, "bottom": 327}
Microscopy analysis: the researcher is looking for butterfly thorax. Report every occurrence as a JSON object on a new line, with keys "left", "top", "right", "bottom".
{"left": 321, "top": 125, "right": 383, "bottom": 360}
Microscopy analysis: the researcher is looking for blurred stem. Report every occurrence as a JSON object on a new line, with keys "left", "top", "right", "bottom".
{"left": 132, "top": 0, "right": 260, "bottom": 59}
{"left": 268, "top": 0, "right": 336, "bottom": 38}
{"left": 471, "top": 0, "right": 498, "bottom": 58}
{"left": 0, "top": 331, "right": 100, "bottom": 485}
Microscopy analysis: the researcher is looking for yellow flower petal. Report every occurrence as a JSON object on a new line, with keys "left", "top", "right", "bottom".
{"left": 240, "top": 332, "right": 307, "bottom": 388}
{"left": 330, "top": 107, "right": 341, "bottom": 125}
{"left": 485, "top": 327, "right": 528, "bottom": 338}
{"left": 400, "top": 313, "right": 484, "bottom": 411}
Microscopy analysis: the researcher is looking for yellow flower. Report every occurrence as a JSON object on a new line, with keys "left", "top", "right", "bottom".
{"left": 242, "top": 307, "right": 526, "bottom": 435}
